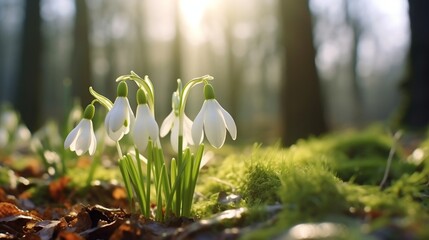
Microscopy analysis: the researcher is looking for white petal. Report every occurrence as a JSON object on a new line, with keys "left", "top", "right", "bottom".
{"left": 216, "top": 101, "right": 237, "bottom": 140}
{"left": 133, "top": 104, "right": 159, "bottom": 152}
{"left": 105, "top": 101, "right": 125, "bottom": 142}
{"left": 64, "top": 121, "right": 81, "bottom": 149}
{"left": 133, "top": 107, "right": 148, "bottom": 151}
{"left": 109, "top": 97, "right": 129, "bottom": 132}
{"left": 141, "top": 105, "right": 159, "bottom": 140}
{"left": 183, "top": 114, "right": 194, "bottom": 145}
{"left": 88, "top": 121, "right": 97, "bottom": 155}
{"left": 170, "top": 119, "right": 179, "bottom": 153}
{"left": 125, "top": 100, "right": 135, "bottom": 134}
{"left": 75, "top": 120, "right": 92, "bottom": 155}
{"left": 133, "top": 125, "right": 149, "bottom": 152}
{"left": 107, "top": 125, "right": 125, "bottom": 142}
{"left": 104, "top": 111, "right": 112, "bottom": 134}
{"left": 192, "top": 101, "right": 207, "bottom": 145}
{"left": 160, "top": 111, "right": 175, "bottom": 137}
{"left": 204, "top": 100, "right": 226, "bottom": 148}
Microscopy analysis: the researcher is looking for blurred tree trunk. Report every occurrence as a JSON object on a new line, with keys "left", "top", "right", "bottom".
{"left": 226, "top": 4, "right": 242, "bottom": 118}
{"left": 0, "top": 4, "right": 4, "bottom": 102}
{"left": 134, "top": 0, "right": 149, "bottom": 76}
{"left": 15, "top": 0, "right": 42, "bottom": 131}
{"left": 345, "top": 1, "right": 364, "bottom": 126}
{"left": 105, "top": 39, "right": 117, "bottom": 99}
{"left": 280, "top": 0, "right": 326, "bottom": 146}
{"left": 71, "top": 0, "right": 92, "bottom": 106}
{"left": 171, "top": 0, "right": 182, "bottom": 92}
{"left": 99, "top": 1, "right": 117, "bottom": 99}
{"left": 400, "top": 0, "right": 429, "bottom": 128}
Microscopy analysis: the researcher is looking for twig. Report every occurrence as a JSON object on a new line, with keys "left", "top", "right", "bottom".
{"left": 379, "top": 130, "right": 402, "bottom": 189}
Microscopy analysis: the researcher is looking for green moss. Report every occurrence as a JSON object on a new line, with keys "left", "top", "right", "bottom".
{"left": 231, "top": 127, "right": 429, "bottom": 239}
{"left": 241, "top": 164, "right": 281, "bottom": 205}
{"left": 318, "top": 127, "right": 417, "bottom": 185}
{"left": 5, "top": 123, "right": 429, "bottom": 238}
{"left": 196, "top": 150, "right": 247, "bottom": 197}
{"left": 66, "top": 165, "right": 122, "bottom": 189}
{"left": 280, "top": 165, "right": 347, "bottom": 221}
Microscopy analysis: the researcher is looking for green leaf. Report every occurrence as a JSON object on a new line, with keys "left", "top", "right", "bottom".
{"left": 89, "top": 87, "right": 113, "bottom": 110}
{"left": 115, "top": 75, "right": 131, "bottom": 82}
{"left": 118, "top": 156, "right": 134, "bottom": 212}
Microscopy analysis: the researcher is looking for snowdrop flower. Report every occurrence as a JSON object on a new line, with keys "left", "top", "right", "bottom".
{"left": 133, "top": 89, "right": 160, "bottom": 152}
{"left": 64, "top": 104, "right": 97, "bottom": 156}
{"left": 105, "top": 81, "right": 134, "bottom": 141}
{"left": 192, "top": 84, "right": 237, "bottom": 148}
{"left": 0, "top": 109, "right": 19, "bottom": 132}
{"left": 160, "top": 91, "right": 194, "bottom": 152}
{"left": 13, "top": 124, "right": 32, "bottom": 148}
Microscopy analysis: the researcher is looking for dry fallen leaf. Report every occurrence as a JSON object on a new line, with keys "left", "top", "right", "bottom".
{"left": 48, "top": 176, "right": 70, "bottom": 203}
{"left": 0, "top": 202, "right": 43, "bottom": 239}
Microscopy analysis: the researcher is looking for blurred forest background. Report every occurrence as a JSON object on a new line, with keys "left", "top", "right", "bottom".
{"left": 0, "top": 0, "right": 423, "bottom": 146}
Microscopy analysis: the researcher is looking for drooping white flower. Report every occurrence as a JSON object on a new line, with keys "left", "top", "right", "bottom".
{"left": 13, "top": 124, "right": 32, "bottom": 148}
{"left": 64, "top": 104, "right": 97, "bottom": 156}
{"left": 105, "top": 81, "right": 134, "bottom": 142}
{"left": 160, "top": 111, "right": 194, "bottom": 152}
{"left": 160, "top": 91, "right": 194, "bottom": 152}
{"left": 133, "top": 89, "right": 160, "bottom": 152}
{"left": 0, "top": 109, "right": 19, "bottom": 132}
{"left": 192, "top": 84, "right": 237, "bottom": 148}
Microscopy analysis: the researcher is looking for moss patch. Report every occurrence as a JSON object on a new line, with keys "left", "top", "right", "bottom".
{"left": 193, "top": 126, "right": 429, "bottom": 239}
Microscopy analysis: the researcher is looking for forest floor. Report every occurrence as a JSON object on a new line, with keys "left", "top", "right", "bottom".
{"left": 1, "top": 125, "right": 429, "bottom": 239}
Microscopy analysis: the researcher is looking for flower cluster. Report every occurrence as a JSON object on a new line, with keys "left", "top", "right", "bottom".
{"left": 64, "top": 72, "right": 237, "bottom": 219}
{"left": 65, "top": 75, "right": 236, "bottom": 156}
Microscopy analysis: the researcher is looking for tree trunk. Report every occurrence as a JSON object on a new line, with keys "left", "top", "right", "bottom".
{"left": 400, "top": 0, "right": 429, "bottom": 128}
{"left": 345, "top": 0, "right": 364, "bottom": 126}
{"left": 134, "top": 0, "right": 149, "bottom": 76}
{"left": 280, "top": 0, "right": 327, "bottom": 146}
{"left": 171, "top": 1, "right": 182, "bottom": 92}
{"left": 71, "top": 0, "right": 92, "bottom": 106}
{"left": 15, "top": 0, "right": 42, "bottom": 131}
{"left": 225, "top": 4, "right": 242, "bottom": 119}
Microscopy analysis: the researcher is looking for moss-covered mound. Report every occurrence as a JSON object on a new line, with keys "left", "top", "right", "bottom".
{"left": 194, "top": 126, "right": 429, "bottom": 239}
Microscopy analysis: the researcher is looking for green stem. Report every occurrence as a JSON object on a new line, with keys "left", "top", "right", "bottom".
{"left": 119, "top": 157, "right": 134, "bottom": 213}
{"left": 116, "top": 142, "right": 123, "bottom": 158}
{"left": 380, "top": 131, "right": 401, "bottom": 189}
{"left": 60, "top": 151, "right": 67, "bottom": 175}
{"left": 176, "top": 135, "right": 183, "bottom": 216}
{"left": 178, "top": 75, "right": 213, "bottom": 123}
{"left": 146, "top": 152, "right": 152, "bottom": 218}
{"left": 124, "top": 154, "right": 146, "bottom": 216}
{"left": 135, "top": 148, "right": 149, "bottom": 217}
